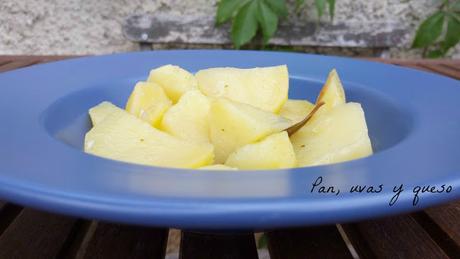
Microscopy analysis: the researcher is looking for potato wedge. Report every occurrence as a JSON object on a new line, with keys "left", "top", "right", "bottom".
{"left": 85, "top": 106, "right": 214, "bottom": 168}
{"left": 125, "top": 81, "right": 172, "bottom": 127}
{"left": 291, "top": 102, "right": 373, "bottom": 167}
{"left": 279, "top": 99, "right": 315, "bottom": 125}
{"left": 225, "top": 131, "right": 297, "bottom": 169}
{"left": 89, "top": 101, "right": 118, "bottom": 126}
{"left": 160, "top": 90, "right": 211, "bottom": 143}
{"left": 147, "top": 65, "right": 198, "bottom": 103}
{"left": 196, "top": 65, "right": 288, "bottom": 113}
{"left": 209, "top": 98, "right": 291, "bottom": 163}
{"left": 316, "top": 69, "right": 346, "bottom": 113}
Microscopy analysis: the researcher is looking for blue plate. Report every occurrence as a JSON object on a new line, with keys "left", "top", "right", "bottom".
{"left": 0, "top": 50, "right": 459, "bottom": 230}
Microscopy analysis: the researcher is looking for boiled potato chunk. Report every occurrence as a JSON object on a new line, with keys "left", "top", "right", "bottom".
{"left": 225, "top": 131, "right": 296, "bottom": 169}
{"left": 210, "top": 98, "right": 291, "bottom": 163}
{"left": 199, "top": 164, "right": 238, "bottom": 170}
{"left": 291, "top": 102, "right": 373, "bottom": 167}
{"left": 160, "top": 90, "right": 210, "bottom": 143}
{"left": 85, "top": 106, "right": 214, "bottom": 168}
{"left": 316, "top": 69, "right": 346, "bottom": 112}
{"left": 279, "top": 99, "right": 315, "bottom": 125}
{"left": 196, "top": 65, "right": 288, "bottom": 113}
{"left": 147, "top": 65, "right": 198, "bottom": 103}
{"left": 125, "top": 82, "right": 172, "bottom": 127}
{"left": 89, "top": 101, "right": 118, "bottom": 126}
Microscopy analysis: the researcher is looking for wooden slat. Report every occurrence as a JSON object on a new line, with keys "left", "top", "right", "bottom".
{"left": 79, "top": 222, "right": 168, "bottom": 259}
{"left": 416, "top": 63, "right": 460, "bottom": 80}
{"left": 0, "top": 57, "right": 15, "bottom": 63}
{"left": 179, "top": 231, "right": 258, "bottom": 259}
{"left": 0, "top": 59, "right": 42, "bottom": 73}
{"left": 384, "top": 60, "right": 435, "bottom": 73}
{"left": 424, "top": 201, "right": 460, "bottom": 245}
{"left": 393, "top": 63, "right": 435, "bottom": 73}
{"left": 33, "top": 55, "right": 77, "bottom": 64}
{"left": 0, "top": 60, "right": 12, "bottom": 67}
{"left": 56, "top": 219, "right": 93, "bottom": 258}
{"left": 379, "top": 59, "right": 460, "bottom": 67}
{"left": 342, "top": 215, "right": 450, "bottom": 259}
{"left": 0, "top": 55, "right": 75, "bottom": 73}
{"left": 393, "top": 60, "right": 460, "bottom": 80}
{"left": 440, "top": 63, "right": 460, "bottom": 73}
{"left": 414, "top": 201, "right": 460, "bottom": 258}
{"left": 166, "top": 229, "right": 181, "bottom": 255}
{"left": 267, "top": 226, "right": 353, "bottom": 259}
{"left": 0, "top": 209, "right": 79, "bottom": 259}
{"left": 361, "top": 58, "right": 460, "bottom": 76}
{"left": 0, "top": 202, "right": 22, "bottom": 237}
{"left": 0, "top": 55, "right": 75, "bottom": 62}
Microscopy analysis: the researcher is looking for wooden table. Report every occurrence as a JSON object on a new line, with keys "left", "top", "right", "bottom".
{"left": 0, "top": 56, "right": 459, "bottom": 259}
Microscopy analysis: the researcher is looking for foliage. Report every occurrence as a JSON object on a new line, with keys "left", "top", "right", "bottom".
{"left": 216, "top": 0, "right": 335, "bottom": 49}
{"left": 216, "top": 0, "right": 460, "bottom": 57}
{"left": 412, "top": 0, "right": 460, "bottom": 58}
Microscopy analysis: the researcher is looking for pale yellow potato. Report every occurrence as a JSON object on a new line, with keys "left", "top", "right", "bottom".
{"left": 85, "top": 105, "right": 214, "bottom": 169}
{"left": 199, "top": 164, "right": 238, "bottom": 170}
{"left": 125, "top": 81, "right": 172, "bottom": 127}
{"left": 316, "top": 69, "right": 346, "bottom": 113}
{"left": 291, "top": 102, "right": 373, "bottom": 167}
{"left": 225, "top": 131, "right": 296, "bottom": 170}
{"left": 89, "top": 101, "right": 118, "bottom": 126}
{"left": 209, "top": 98, "right": 292, "bottom": 163}
{"left": 279, "top": 99, "right": 315, "bottom": 125}
{"left": 196, "top": 65, "right": 288, "bottom": 113}
{"left": 147, "top": 65, "right": 198, "bottom": 103}
{"left": 85, "top": 66, "right": 374, "bottom": 170}
{"left": 160, "top": 90, "right": 210, "bottom": 143}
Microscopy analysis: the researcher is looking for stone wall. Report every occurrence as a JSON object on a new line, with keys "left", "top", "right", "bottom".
{"left": 0, "top": 0, "right": 459, "bottom": 58}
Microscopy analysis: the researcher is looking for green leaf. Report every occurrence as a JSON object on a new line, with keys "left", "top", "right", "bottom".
{"left": 327, "top": 0, "right": 336, "bottom": 20}
{"left": 257, "top": 0, "right": 279, "bottom": 43}
{"left": 449, "top": 11, "right": 460, "bottom": 23}
{"left": 258, "top": 233, "right": 268, "bottom": 248}
{"left": 264, "top": 0, "right": 288, "bottom": 17}
{"left": 315, "top": 0, "right": 326, "bottom": 18}
{"left": 451, "top": 1, "right": 460, "bottom": 11}
{"left": 426, "top": 49, "right": 446, "bottom": 58}
{"left": 231, "top": 1, "right": 259, "bottom": 49}
{"left": 216, "top": 0, "right": 249, "bottom": 25}
{"left": 441, "top": 15, "right": 460, "bottom": 51}
{"left": 296, "top": 0, "right": 306, "bottom": 9}
{"left": 412, "top": 12, "right": 445, "bottom": 48}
